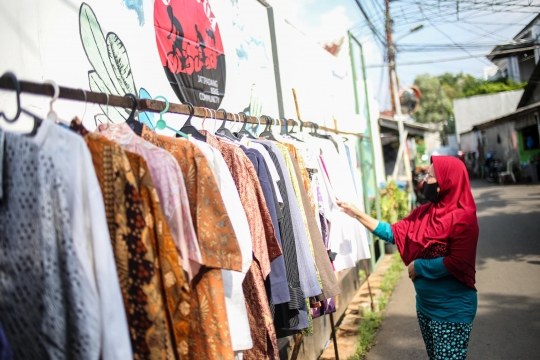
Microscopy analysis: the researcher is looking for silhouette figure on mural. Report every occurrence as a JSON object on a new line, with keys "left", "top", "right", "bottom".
{"left": 166, "top": 5, "right": 189, "bottom": 70}
{"left": 194, "top": 24, "right": 208, "bottom": 65}
{"left": 206, "top": 28, "right": 216, "bottom": 47}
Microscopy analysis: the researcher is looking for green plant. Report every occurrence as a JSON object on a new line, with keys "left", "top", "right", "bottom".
{"left": 372, "top": 182, "right": 409, "bottom": 224}
{"left": 350, "top": 253, "right": 406, "bottom": 358}
{"left": 354, "top": 310, "right": 383, "bottom": 357}
{"left": 358, "top": 269, "right": 367, "bottom": 283}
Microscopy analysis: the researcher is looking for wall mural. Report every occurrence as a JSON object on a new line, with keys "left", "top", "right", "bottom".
{"left": 154, "top": 0, "right": 226, "bottom": 108}
{"left": 79, "top": 2, "right": 154, "bottom": 125}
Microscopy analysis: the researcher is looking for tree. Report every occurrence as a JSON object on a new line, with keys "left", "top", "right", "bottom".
{"left": 413, "top": 74, "right": 453, "bottom": 125}
{"left": 412, "top": 72, "right": 527, "bottom": 133}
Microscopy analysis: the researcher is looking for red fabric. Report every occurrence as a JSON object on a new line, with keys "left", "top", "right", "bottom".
{"left": 391, "top": 156, "right": 479, "bottom": 290}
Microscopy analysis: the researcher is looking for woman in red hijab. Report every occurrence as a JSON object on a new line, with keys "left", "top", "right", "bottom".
{"left": 338, "top": 156, "right": 478, "bottom": 360}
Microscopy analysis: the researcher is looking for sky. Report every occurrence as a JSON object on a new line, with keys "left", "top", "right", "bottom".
{"left": 267, "top": 0, "right": 539, "bottom": 110}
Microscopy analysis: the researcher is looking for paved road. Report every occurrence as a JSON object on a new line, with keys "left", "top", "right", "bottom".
{"left": 366, "top": 181, "right": 540, "bottom": 360}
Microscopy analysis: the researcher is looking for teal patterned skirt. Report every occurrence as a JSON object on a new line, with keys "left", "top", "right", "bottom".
{"left": 417, "top": 310, "right": 473, "bottom": 360}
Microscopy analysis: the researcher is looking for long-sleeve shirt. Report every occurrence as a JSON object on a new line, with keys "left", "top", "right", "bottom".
{"left": 373, "top": 222, "right": 477, "bottom": 323}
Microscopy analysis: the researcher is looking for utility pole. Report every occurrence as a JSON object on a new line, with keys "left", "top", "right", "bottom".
{"left": 386, "top": 0, "right": 396, "bottom": 114}
{"left": 386, "top": 0, "right": 413, "bottom": 192}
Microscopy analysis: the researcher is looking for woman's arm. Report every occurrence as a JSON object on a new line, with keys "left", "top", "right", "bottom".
{"left": 409, "top": 257, "right": 450, "bottom": 281}
{"left": 336, "top": 201, "right": 378, "bottom": 232}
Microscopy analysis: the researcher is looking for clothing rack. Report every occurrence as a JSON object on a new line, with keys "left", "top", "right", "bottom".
{"left": 0, "top": 76, "right": 368, "bottom": 138}
{"left": 1, "top": 74, "right": 379, "bottom": 360}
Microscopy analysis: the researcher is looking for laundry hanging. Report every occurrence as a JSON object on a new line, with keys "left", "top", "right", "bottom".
{"left": 0, "top": 75, "right": 372, "bottom": 360}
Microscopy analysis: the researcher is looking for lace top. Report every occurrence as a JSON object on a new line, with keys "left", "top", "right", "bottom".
{"left": 0, "top": 130, "right": 92, "bottom": 359}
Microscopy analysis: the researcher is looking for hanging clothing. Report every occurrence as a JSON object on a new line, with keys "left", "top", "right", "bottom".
{"left": 246, "top": 141, "right": 284, "bottom": 205}
{"left": 124, "top": 151, "right": 192, "bottom": 358}
{"left": 309, "top": 137, "right": 371, "bottom": 271}
{"left": 189, "top": 137, "right": 253, "bottom": 355}
{"left": 0, "top": 322, "right": 12, "bottom": 360}
{"left": 0, "top": 130, "right": 93, "bottom": 359}
{"left": 96, "top": 123, "right": 202, "bottom": 281}
{"left": 70, "top": 119, "right": 175, "bottom": 359}
{"left": 141, "top": 126, "right": 242, "bottom": 360}
{"left": 242, "top": 146, "right": 290, "bottom": 305}
{"left": 257, "top": 141, "right": 322, "bottom": 299}
{"left": 288, "top": 153, "right": 340, "bottom": 301}
{"left": 201, "top": 131, "right": 281, "bottom": 360}
{"left": 31, "top": 119, "right": 132, "bottom": 359}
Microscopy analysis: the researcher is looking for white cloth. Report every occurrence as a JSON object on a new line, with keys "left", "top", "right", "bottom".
{"left": 190, "top": 138, "right": 253, "bottom": 353}
{"left": 32, "top": 119, "right": 132, "bottom": 359}
{"left": 309, "top": 135, "right": 371, "bottom": 271}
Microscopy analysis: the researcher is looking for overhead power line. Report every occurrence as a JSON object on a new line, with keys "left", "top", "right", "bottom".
{"left": 366, "top": 45, "right": 540, "bottom": 68}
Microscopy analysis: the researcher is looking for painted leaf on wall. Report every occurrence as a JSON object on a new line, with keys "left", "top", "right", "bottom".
{"left": 89, "top": 71, "right": 128, "bottom": 123}
{"left": 79, "top": 3, "right": 123, "bottom": 96}
{"left": 107, "top": 32, "right": 136, "bottom": 96}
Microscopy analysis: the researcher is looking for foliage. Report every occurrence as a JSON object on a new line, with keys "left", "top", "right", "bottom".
{"left": 358, "top": 269, "right": 367, "bottom": 283}
{"left": 413, "top": 72, "right": 527, "bottom": 132}
{"left": 371, "top": 182, "right": 409, "bottom": 224}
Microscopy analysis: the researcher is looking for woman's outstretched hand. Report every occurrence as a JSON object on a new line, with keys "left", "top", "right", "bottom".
{"left": 336, "top": 201, "right": 379, "bottom": 232}
{"left": 337, "top": 201, "right": 361, "bottom": 219}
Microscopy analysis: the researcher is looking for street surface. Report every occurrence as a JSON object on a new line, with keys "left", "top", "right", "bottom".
{"left": 365, "top": 181, "right": 540, "bottom": 360}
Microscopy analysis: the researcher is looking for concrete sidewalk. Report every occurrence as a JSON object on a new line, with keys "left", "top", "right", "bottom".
{"left": 366, "top": 182, "right": 540, "bottom": 360}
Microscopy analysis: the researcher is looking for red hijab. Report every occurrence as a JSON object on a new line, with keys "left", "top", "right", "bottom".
{"left": 391, "top": 156, "right": 479, "bottom": 290}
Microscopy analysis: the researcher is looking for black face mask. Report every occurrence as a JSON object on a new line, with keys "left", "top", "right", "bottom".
{"left": 422, "top": 182, "right": 439, "bottom": 203}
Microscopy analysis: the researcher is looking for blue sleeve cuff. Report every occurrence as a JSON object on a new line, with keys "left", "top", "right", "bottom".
{"left": 372, "top": 222, "right": 394, "bottom": 244}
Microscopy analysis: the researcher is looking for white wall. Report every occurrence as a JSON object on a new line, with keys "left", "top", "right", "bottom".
{"left": 454, "top": 90, "right": 523, "bottom": 140}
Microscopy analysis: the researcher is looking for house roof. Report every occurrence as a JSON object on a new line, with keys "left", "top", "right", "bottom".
{"left": 378, "top": 114, "right": 440, "bottom": 136}
{"left": 517, "top": 60, "right": 540, "bottom": 108}
{"left": 486, "top": 14, "right": 540, "bottom": 61}
{"left": 468, "top": 101, "right": 540, "bottom": 131}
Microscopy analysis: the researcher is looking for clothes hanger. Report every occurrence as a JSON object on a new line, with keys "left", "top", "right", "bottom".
{"left": 124, "top": 93, "right": 143, "bottom": 136}
{"left": 152, "top": 95, "right": 188, "bottom": 138}
{"left": 95, "top": 93, "right": 109, "bottom": 127}
{"left": 287, "top": 119, "right": 304, "bottom": 142}
{"left": 176, "top": 102, "right": 205, "bottom": 141}
{"left": 44, "top": 80, "right": 64, "bottom": 125}
{"left": 215, "top": 108, "right": 238, "bottom": 141}
{"left": 79, "top": 88, "right": 88, "bottom": 123}
{"left": 259, "top": 115, "right": 277, "bottom": 140}
{"left": 0, "top": 72, "right": 43, "bottom": 135}
{"left": 237, "top": 112, "right": 256, "bottom": 139}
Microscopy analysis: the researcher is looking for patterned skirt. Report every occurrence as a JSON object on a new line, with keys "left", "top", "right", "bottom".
{"left": 417, "top": 310, "right": 473, "bottom": 360}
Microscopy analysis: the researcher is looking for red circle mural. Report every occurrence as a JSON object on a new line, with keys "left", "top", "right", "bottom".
{"left": 154, "top": 0, "right": 226, "bottom": 108}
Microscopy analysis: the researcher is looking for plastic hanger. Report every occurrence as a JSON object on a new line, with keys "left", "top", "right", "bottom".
{"left": 44, "top": 80, "right": 60, "bottom": 124}
{"left": 177, "top": 102, "right": 206, "bottom": 141}
{"left": 124, "top": 94, "right": 143, "bottom": 136}
{"left": 79, "top": 88, "right": 88, "bottom": 123}
{"left": 95, "top": 94, "right": 109, "bottom": 127}
{"left": 287, "top": 119, "right": 304, "bottom": 142}
{"left": 0, "top": 72, "right": 43, "bottom": 135}
{"left": 237, "top": 112, "right": 256, "bottom": 139}
{"left": 215, "top": 108, "right": 238, "bottom": 141}
{"left": 152, "top": 95, "right": 188, "bottom": 138}
{"left": 259, "top": 115, "right": 277, "bottom": 140}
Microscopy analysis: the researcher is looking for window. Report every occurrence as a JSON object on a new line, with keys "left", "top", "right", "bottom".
{"left": 522, "top": 125, "right": 540, "bottom": 150}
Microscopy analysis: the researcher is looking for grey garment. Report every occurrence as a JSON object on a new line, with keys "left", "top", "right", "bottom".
{"left": 242, "top": 146, "right": 290, "bottom": 305}
{"left": 256, "top": 141, "right": 322, "bottom": 298}
{"left": 289, "top": 155, "right": 341, "bottom": 300}
{"left": 261, "top": 145, "right": 304, "bottom": 309}
{"left": 0, "top": 130, "right": 92, "bottom": 359}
